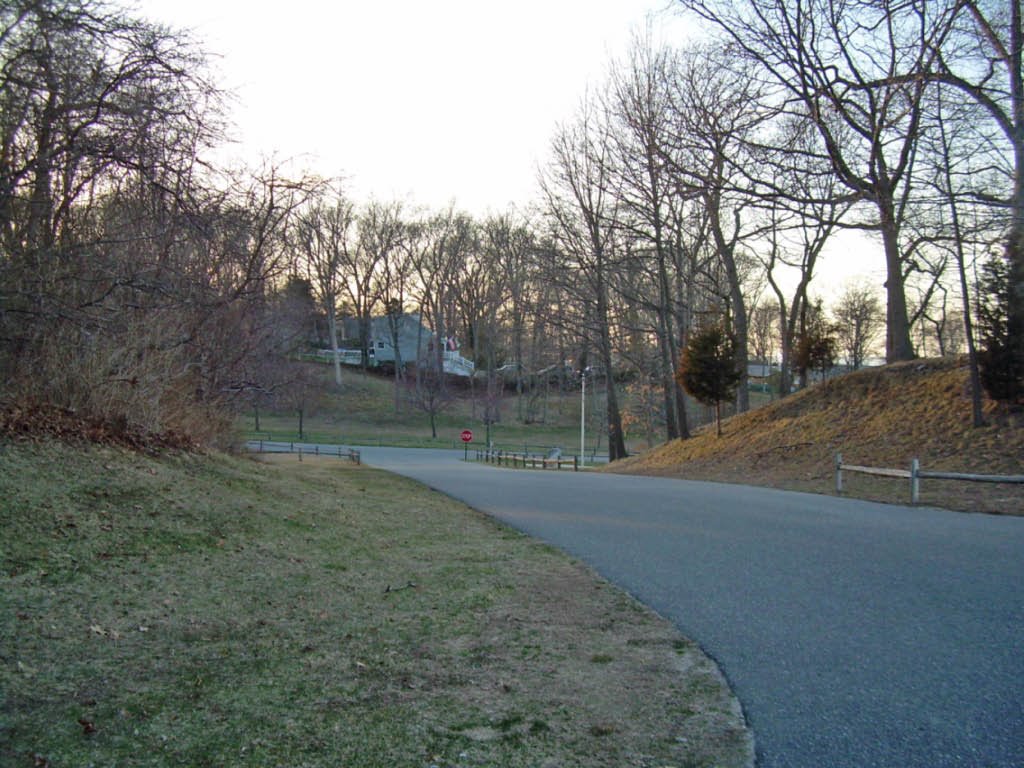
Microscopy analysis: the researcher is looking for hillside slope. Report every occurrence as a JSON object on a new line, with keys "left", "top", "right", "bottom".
{"left": 610, "top": 358, "right": 1023, "bottom": 515}
{"left": 1, "top": 444, "right": 750, "bottom": 767}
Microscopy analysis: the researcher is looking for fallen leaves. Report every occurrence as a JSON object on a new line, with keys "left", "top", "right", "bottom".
{"left": 89, "top": 624, "right": 121, "bottom": 640}
{"left": 77, "top": 718, "right": 96, "bottom": 735}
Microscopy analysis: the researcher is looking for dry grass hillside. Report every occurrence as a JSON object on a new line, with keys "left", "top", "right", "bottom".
{"left": 610, "top": 357, "right": 1024, "bottom": 515}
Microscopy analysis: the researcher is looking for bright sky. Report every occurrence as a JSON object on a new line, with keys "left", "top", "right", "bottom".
{"left": 132, "top": 0, "right": 881, "bottom": 301}
{"left": 135, "top": 0, "right": 686, "bottom": 215}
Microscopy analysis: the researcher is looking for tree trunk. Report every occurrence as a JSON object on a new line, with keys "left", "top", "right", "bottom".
{"left": 327, "top": 302, "right": 342, "bottom": 386}
{"left": 727, "top": 271, "right": 750, "bottom": 413}
{"left": 878, "top": 199, "right": 916, "bottom": 362}
{"left": 658, "top": 321, "right": 679, "bottom": 441}
{"left": 1008, "top": 140, "right": 1024, "bottom": 405}
{"left": 1008, "top": 0, "right": 1024, "bottom": 405}
{"left": 707, "top": 182, "right": 749, "bottom": 412}
{"left": 598, "top": 309, "right": 628, "bottom": 461}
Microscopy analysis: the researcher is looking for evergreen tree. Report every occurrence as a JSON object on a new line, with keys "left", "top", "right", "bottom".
{"left": 794, "top": 298, "right": 838, "bottom": 386}
{"left": 977, "top": 255, "right": 1024, "bottom": 408}
{"left": 676, "top": 325, "right": 742, "bottom": 437}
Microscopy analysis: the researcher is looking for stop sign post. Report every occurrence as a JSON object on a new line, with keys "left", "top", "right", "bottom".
{"left": 461, "top": 429, "right": 473, "bottom": 459}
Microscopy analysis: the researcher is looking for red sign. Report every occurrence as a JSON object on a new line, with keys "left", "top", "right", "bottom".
{"left": 460, "top": 429, "right": 473, "bottom": 443}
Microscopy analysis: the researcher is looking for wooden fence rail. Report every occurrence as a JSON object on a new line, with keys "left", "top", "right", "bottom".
{"left": 249, "top": 440, "right": 360, "bottom": 465}
{"left": 476, "top": 449, "right": 578, "bottom": 472}
{"left": 835, "top": 452, "right": 1024, "bottom": 504}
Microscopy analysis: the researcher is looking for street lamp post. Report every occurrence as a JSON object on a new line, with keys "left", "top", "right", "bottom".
{"left": 579, "top": 366, "right": 590, "bottom": 467}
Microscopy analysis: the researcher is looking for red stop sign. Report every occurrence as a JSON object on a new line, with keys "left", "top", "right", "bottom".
{"left": 460, "top": 429, "right": 473, "bottom": 443}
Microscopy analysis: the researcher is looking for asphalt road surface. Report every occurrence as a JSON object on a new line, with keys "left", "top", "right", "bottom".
{"left": 346, "top": 446, "right": 1023, "bottom": 767}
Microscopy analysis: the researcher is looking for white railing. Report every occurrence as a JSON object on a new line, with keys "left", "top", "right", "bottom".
{"left": 442, "top": 350, "right": 475, "bottom": 376}
{"left": 313, "top": 348, "right": 475, "bottom": 377}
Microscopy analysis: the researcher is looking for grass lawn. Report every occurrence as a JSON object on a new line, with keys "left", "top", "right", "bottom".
{"left": 239, "top": 363, "right": 771, "bottom": 457}
{"left": 1, "top": 442, "right": 751, "bottom": 767}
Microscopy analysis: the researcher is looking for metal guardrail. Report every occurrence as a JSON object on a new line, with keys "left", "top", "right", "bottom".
{"left": 835, "top": 452, "right": 1024, "bottom": 504}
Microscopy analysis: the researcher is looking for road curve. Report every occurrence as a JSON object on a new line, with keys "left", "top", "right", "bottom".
{"left": 351, "top": 446, "right": 1023, "bottom": 768}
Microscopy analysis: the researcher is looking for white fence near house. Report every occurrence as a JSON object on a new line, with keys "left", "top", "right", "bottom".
{"left": 312, "top": 348, "right": 475, "bottom": 377}
{"left": 441, "top": 350, "right": 475, "bottom": 377}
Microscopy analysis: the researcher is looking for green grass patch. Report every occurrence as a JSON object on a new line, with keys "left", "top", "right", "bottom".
{"left": 1, "top": 442, "right": 751, "bottom": 767}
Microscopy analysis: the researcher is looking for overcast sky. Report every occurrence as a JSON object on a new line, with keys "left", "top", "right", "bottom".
{"left": 135, "top": 0, "right": 688, "bottom": 214}
{"left": 132, "top": 0, "right": 880, "bottom": 297}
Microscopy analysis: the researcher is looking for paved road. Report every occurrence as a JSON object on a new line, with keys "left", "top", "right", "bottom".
{"left": 346, "top": 447, "right": 1023, "bottom": 767}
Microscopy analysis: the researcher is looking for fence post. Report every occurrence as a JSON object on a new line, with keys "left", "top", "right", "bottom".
{"left": 911, "top": 458, "right": 920, "bottom": 504}
{"left": 574, "top": 455, "right": 578, "bottom": 472}
{"left": 835, "top": 452, "right": 843, "bottom": 494}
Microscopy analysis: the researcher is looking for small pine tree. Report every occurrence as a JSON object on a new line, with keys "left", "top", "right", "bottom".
{"left": 977, "top": 255, "right": 1024, "bottom": 408}
{"left": 794, "top": 298, "right": 838, "bottom": 386}
{"left": 676, "top": 324, "right": 742, "bottom": 437}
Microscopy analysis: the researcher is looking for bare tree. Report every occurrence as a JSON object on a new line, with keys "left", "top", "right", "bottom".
{"left": 483, "top": 212, "right": 536, "bottom": 421}
{"left": 360, "top": 200, "right": 409, "bottom": 407}
{"left": 407, "top": 358, "right": 453, "bottom": 440}
{"left": 607, "top": 32, "right": 692, "bottom": 439}
{"left": 665, "top": 44, "right": 772, "bottom": 412}
{"left": 684, "top": 0, "right": 961, "bottom": 363}
{"left": 832, "top": 282, "right": 883, "bottom": 370}
{"left": 293, "top": 185, "right": 352, "bottom": 387}
{"left": 749, "top": 299, "right": 779, "bottom": 373}
{"left": 406, "top": 207, "right": 474, "bottom": 433}
{"left": 926, "top": 1, "right": 1024, "bottom": 397}
{"left": 539, "top": 97, "right": 629, "bottom": 461}
{"left": 0, "top": 1, "right": 339, "bottom": 444}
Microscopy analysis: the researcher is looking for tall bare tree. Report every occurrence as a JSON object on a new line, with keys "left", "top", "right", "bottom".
{"left": 540, "top": 97, "right": 629, "bottom": 460}
{"left": 832, "top": 282, "right": 883, "bottom": 369}
{"left": 293, "top": 186, "right": 352, "bottom": 387}
{"left": 684, "top": 0, "right": 960, "bottom": 363}
{"left": 608, "top": 33, "right": 693, "bottom": 439}
{"left": 926, "top": 0, "right": 1024, "bottom": 404}
{"left": 359, "top": 200, "right": 408, "bottom": 407}
{"left": 483, "top": 212, "right": 536, "bottom": 420}
{"left": 665, "top": 45, "right": 772, "bottom": 412}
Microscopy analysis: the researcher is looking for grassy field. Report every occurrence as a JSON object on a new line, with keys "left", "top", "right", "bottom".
{"left": 240, "top": 362, "right": 771, "bottom": 456}
{"left": 1, "top": 442, "right": 752, "bottom": 767}
{"left": 243, "top": 366, "right": 607, "bottom": 453}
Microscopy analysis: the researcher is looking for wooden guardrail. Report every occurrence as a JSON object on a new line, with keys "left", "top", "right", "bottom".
{"left": 835, "top": 452, "right": 1024, "bottom": 504}
{"left": 476, "top": 449, "right": 579, "bottom": 471}
{"left": 250, "top": 440, "right": 360, "bottom": 465}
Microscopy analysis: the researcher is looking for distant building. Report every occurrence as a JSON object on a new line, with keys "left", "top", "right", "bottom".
{"left": 331, "top": 313, "right": 475, "bottom": 377}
